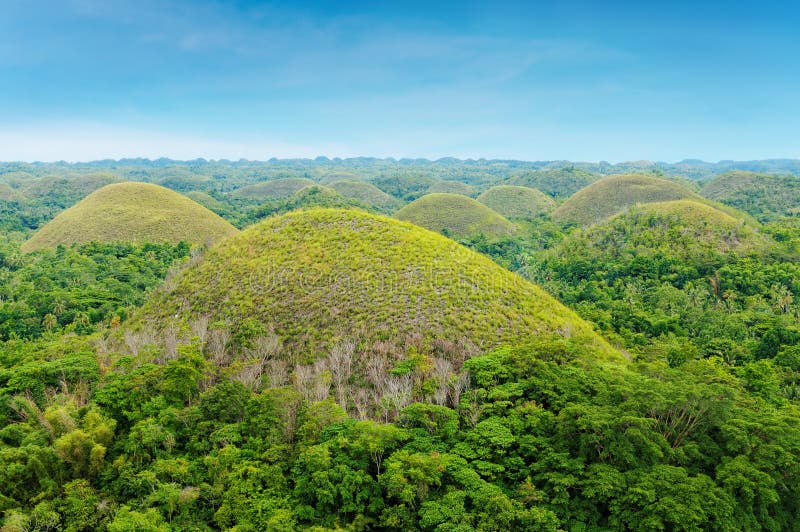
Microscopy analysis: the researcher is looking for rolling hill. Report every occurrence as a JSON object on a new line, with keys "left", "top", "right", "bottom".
{"left": 550, "top": 200, "right": 768, "bottom": 265}
{"left": 128, "top": 208, "right": 618, "bottom": 360}
{"left": 21, "top": 182, "right": 238, "bottom": 252}
{"left": 426, "top": 180, "right": 475, "bottom": 196}
{"left": 477, "top": 185, "right": 556, "bottom": 219}
{"left": 552, "top": 174, "right": 700, "bottom": 226}
{"left": 20, "top": 172, "right": 121, "bottom": 206}
{"left": 505, "top": 167, "right": 599, "bottom": 197}
{"left": 395, "top": 193, "right": 517, "bottom": 239}
{"left": 330, "top": 180, "right": 402, "bottom": 212}
{"left": 229, "top": 178, "right": 316, "bottom": 200}
{"left": 701, "top": 171, "right": 800, "bottom": 221}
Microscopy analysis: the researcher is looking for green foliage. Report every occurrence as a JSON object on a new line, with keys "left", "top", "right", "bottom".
{"left": 229, "top": 177, "right": 316, "bottom": 200}
{"left": 702, "top": 170, "right": 800, "bottom": 221}
{"left": 21, "top": 182, "right": 238, "bottom": 252}
{"left": 2, "top": 159, "right": 800, "bottom": 530}
{"left": 0, "top": 240, "right": 190, "bottom": 340}
{"left": 504, "top": 166, "right": 600, "bottom": 197}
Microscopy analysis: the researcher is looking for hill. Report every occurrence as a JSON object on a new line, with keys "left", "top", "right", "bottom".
{"left": 395, "top": 193, "right": 517, "bottom": 239}
{"left": 21, "top": 172, "right": 121, "bottom": 206}
{"left": 319, "top": 171, "right": 363, "bottom": 184}
{"left": 505, "top": 167, "right": 599, "bottom": 197}
{"left": 0, "top": 182, "right": 20, "bottom": 201}
{"left": 426, "top": 180, "right": 475, "bottom": 196}
{"left": 701, "top": 171, "right": 800, "bottom": 221}
{"left": 373, "top": 174, "right": 438, "bottom": 201}
{"left": 552, "top": 174, "right": 700, "bottom": 226}
{"left": 252, "top": 184, "right": 370, "bottom": 219}
{"left": 230, "top": 178, "right": 315, "bottom": 200}
{"left": 128, "top": 208, "right": 618, "bottom": 360}
{"left": 330, "top": 180, "right": 402, "bottom": 212}
{"left": 551, "top": 200, "right": 769, "bottom": 265}
{"left": 21, "top": 182, "right": 238, "bottom": 252}
{"left": 477, "top": 185, "right": 556, "bottom": 219}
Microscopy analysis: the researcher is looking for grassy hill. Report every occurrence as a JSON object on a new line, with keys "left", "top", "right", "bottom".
{"left": 21, "top": 182, "right": 238, "bottom": 252}
{"left": 21, "top": 172, "right": 121, "bottom": 206}
{"left": 552, "top": 200, "right": 769, "bottom": 264}
{"left": 0, "top": 182, "right": 20, "bottom": 201}
{"left": 701, "top": 171, "right": 800, "bottom": 221}
{"left": 330, "top": 180, "right": 402, "bottom": 212}
{"left": 373, "top": 174, "right": 438, "bottom": 201}
{"left": 319, "top": 171, "right": 363, "bottom": 184}
{"left": 552, "top": 174, "right": 700, "bottom": 226}
{"left": 505, "top": 167, "right": 599, "bottom": 197}
{"left": 395, "top": 193, "right": 517, "bottom": 239}
{"left": 426, "top": 180, "right": 475, "bottom": 196}
{"left": 230, "top": 178, "right": 315, "bottom": 200}
{"left": 252, "top": 184, "right": 370, "bottom": 219}
{"left": 128, "top": 208, "right": 618, "bottom": 360}
{"left": 477, "top": 185, "right": 556, "bottom": 219}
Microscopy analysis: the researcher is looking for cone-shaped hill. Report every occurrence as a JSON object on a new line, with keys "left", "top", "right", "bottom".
{"left": 230, "top": 178, "right": 315, "bottom": 200}
{"left": 551, "top": 200, "right": 769, "bottom": 264}
{"left": 427, "top": 181, "right": 475, "bottom": 196}
{"left": 330, "top": 180, "right": 402, "bottom": 212}
{"left": 395, "top": 193, "right": 517, "bottom": 239}
{"left": 21, "top": 182, "right": 238, "bottom": 252}
{"left": 129, "top": 208, "right": 619, "bottom": 361}
{"left": 477, "top": 185, "right": 556, "bottom": 219}
{"left": 701, "top": 171, "right": 800, "bottom": 221}
{"left": 552, "top": 174, "right": 700, "bottom": 226}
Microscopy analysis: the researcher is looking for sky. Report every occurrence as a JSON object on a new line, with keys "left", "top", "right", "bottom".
{"left": 0, "top": 0, "right": 798, "bottom": 162}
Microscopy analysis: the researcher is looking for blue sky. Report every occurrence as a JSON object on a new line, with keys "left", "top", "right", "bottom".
{"left": 1, "top": 0, "right": 798, "bottom": 162}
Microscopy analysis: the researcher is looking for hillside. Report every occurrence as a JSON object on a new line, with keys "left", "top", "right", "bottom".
{"left": 701, "top": 171, "right": 800, "bottom": 221}
{"left": 395, "top": 193, "right": 517, "bottom": 239}
{"left": 20, "top": 172, "right": 121, "bottom": 206}
{"left": 252, "top": 184, "right": 369, "bottom": 219}
{"left": 551, "top": 200, "right": 769, "bottom": 265}
{"left": 229, "top": 177, "right": 315, "bottom": 200}
{"left": 552, "top": 173, "right": 700, "bottom": 225}
{"left": 330, "top": 180, "right": 402, "bottom": 212}
{"left": 21, "top": 182, "right": 238, "bottom": 252}
{"left": 477, "top": 185, "right": 556, "bottom": 219}
{"left": 129, "top": 208, "right": 617, "bottom": 360}
{"left": 426, "top": 180, "right": 475, "bottom": 196}
{"left": 505, "top": 167, "right": 599, "bottom": 197}
{"left": 373, "top": 174, "right": 438, "bottom": 201}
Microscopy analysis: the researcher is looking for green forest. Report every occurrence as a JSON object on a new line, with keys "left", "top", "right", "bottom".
{"left": 2, "top": 159, "right": 800, "bottom": 531}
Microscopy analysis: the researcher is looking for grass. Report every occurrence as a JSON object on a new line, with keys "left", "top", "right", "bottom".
{"left": 552, "top": 174, "right": 700, "bottom": 226}
{"left": 477, "top": 185, "right": 556, "bottom": 219}
{"left": 229, "top": 178, "right": 315, "bottom": 200}
{"left": 20, "top": 172, "right": 121, "bottom": 204}
{"left": 395, "top": 193, "right": 517, "bottom": 239}
{"left": 21, "top": 182, "right": 239, "bottom": 252}
{"left": 129, "top": 208, "right": 620, "bottom": 361}
{"left": 553, "top": 199, "right": 769, "bottom": 263}
{"left": 184, "top": 190, "right": 230, "bottom": 212}
{"left": 426, "top": 181, "right": 476, "bottom": 196}
{"left": 330, "top": 180, "right": 402, "bottom": 212}
{"left": 505, "top": 167, "right": 599, "bottom": 197}
{"left": 0, "top": 182, "right": 19, "bottom": 201}
{"left": 701, "top": 171, "right": 800, "bottom": 221}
